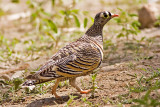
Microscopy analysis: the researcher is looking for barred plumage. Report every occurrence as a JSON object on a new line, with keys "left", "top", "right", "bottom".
{"left": 22, "top": 11, "right": 119, "bottom": 98}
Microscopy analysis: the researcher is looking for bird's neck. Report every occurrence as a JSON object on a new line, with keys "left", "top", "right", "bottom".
{"left": 85, "top": 24, "right": 103, "bottom": 42}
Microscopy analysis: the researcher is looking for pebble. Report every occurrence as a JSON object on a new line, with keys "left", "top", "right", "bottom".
{"left": 11, "top": 70, "right": 25, "bottom": 80}
{"left": 138, "top": 4, "right": 158, "bottom": 28}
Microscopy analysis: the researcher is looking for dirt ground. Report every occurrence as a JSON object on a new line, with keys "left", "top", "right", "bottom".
{"left": 1, "top": 28, "right": 160, "bottom": 107}
{"left": 0, "top": 0, "right": 160, "bottom": 107}
{"left": 2, "top": 31, "right": 159, "bottom": 107}
{"left": 25, "top": 29, "right": 160, "bottom": 107}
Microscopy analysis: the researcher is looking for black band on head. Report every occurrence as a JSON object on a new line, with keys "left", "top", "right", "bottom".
{"left": 103, "top": 12, "right": 108, "bottom": 17}
{"left": 108, "top": 12, "right": 111, "bottom": 16}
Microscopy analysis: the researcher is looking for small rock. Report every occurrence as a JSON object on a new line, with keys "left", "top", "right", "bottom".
{"left": 129, "top": 81, "right": 136, "bottom": 86}
{"left": 101, "top": 65, "right": 116, "bottom": 72}
{"left": 28, "top": 85, "right": 35, "bottom": 90}
{"left": 138, "top": 4, "right": 157, "bottom": 28}
{"left": 1, "top": 74, "right": 10, "bottom": 80}
{"left": 11, "top": 70, "right": 25, "bottom": 80}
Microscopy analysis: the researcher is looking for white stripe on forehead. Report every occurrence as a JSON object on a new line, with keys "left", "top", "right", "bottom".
{"left": 105, "top": 11, "right": 109, "bottom": 15}
{"left": 105, "top": 11, "right": 113, "bottom": 16}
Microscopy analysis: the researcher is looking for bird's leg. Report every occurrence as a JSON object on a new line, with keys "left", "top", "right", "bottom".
{"left": 52, "top": 79, "right": 61, "bottom": 99}
{"left": 69, "top": 78, "right": 92, "bottom": 94}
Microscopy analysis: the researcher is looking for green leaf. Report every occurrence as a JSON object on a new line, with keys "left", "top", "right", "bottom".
{"left": 47, "top": 20, "right": 58, "bottom": 33}
{"left": 7, "top": 47, "right": 12, "bottom": 56}
{"left": 45, "top": 32, "right": 56, "bottom": 41}
{"left": 82, "top": 98, "right": 87, "bottom": 102}
{"left": 154, "top": 20, "right": 160, "bottom": 27}
{"left": 26, "top": 0, "right": 34, "bottom": 8}
{"left": 51, "top": 0, "right": 55, "bottom": 6}
{"left": 131, "top": 21, "right": 141, "bottom": 27}
{"left": 128, "top": 13, "right": 137, "bottom": 17}
{"left": 67, "top": 95, "right": 77, "bottom": 106}
{"left": 59, "top": 10, "right": 65, "bottom": 15}
{"left": 26, "top": 0, "right": 31, "bottom": 5}
{"left": 83, "top": 11, "right": 89, "bottom": 15}
{"left": 132, "top": 99, "right": 146, "bottom": 105}
{"left": 90, "top": 17, "right": 94, "bottom": 23}
{"left": 40, "top": 10, "right": 51, "bottom": 17}
{"left": 114, "top": 18, "right": 121, "bottom": 23}
{"left": 83, "top": 18, "right": 88, "bottom": 28}
{"left": 0, "top": 8, "right": 5, "bottom": 16}
{"left": 143, "top": 90, "right": 151, "bottom": 101}
{"left": 73, "top": 15, "right": 80, "bottom": 28}
{"left": 139, "top": 36, "right": 146, "bottom": 42}
{"left": 30, "top": 12, "right": 38, "bottom": 21}
{"left": 13, "top": 78, "right": 23, "bottom": 90}
{"left": 92, "top": 73, "right": 97, "bottom": 81}
{"left": 117, "top": 33, "right": 125, "bottom": 38}
{"left": 67, "top": 98, "right": 73, "bottom": 105}
{"left": 117, "top": 8, "right": 123, "bottom": 12}
{"left": 11, "top": 0, "right": 19, "bottom": 3}
{"left": 71, "top": 9, "right": 79, "bottom": 14}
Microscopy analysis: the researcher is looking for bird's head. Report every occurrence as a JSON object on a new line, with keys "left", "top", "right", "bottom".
{"left": 94, "top": 11, "right": 119, "bottom": 26}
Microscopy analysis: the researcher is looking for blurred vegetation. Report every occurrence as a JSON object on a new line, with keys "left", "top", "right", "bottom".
{"left": 154, "top": 16, "right": 160, "bottom": 27}
{"left": 0, "top": 0, "right": 159, "bottom": 106}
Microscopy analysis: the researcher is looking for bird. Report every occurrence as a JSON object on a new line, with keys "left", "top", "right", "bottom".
{"left": 22, "top": 11, "right": 119, "bottom": 99}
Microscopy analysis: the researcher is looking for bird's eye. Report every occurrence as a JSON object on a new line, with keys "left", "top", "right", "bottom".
{"left": 103, "top": 12, "right": 108, "bottom": 18}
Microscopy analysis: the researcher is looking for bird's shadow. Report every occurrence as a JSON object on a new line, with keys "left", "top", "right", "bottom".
{"left": 26, "top": 93, "right": 82, "bottom": 107}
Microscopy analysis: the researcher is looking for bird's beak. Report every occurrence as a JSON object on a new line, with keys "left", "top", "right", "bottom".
{"left": 111, "top": 14, "right": 119, "bottom": 18}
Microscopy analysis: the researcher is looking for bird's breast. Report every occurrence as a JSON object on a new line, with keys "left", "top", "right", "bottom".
{"left": 90, "top": 40, "right": 103, "bottom": 60}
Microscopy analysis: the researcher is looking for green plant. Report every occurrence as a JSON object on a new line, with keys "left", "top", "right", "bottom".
{"left": 26, "top": 0, "right": 57, "bottom": 40}
{"left": 91, "top": 72, "right": 98, "bottom": 98}
{"left": 0, "top": 34, "right": 20, "bottom": 61}
{"left": 60, "top": 9, "right": 80, "bottom": 28}
{"left": 129, "top": 68, "right": 160, "bottom": 106}
{"left": 103, "top": 39, "right": 114, "bottom": 50}
{"left": 0, "top": 8, "right": 5, "bottom": 16}
{"left": 132, "top": 90, "right": 160, "bottom": 107}
{"left": 32, "top": 80, "right": 55, "bottom": 94}
{"left": 13, "top": 78, "right": 23, "bottom": 91}
{"left": 11, "top": 0, "right": 19, "bottom": 3}
{"left": 0, "top": 78, "right": 25, "bottom": 104}
{"left": 154, "top": 16, "right": 160, "bottom": 27}
{"left": 115, "top": 8, "right": 141, "bottom": 41}
{"left": 81, "top": 97, "right": 93, "bottom": 106}
{"left": 103, "top": 39, "right": 118, "bottom": 59}
{"left": 65, "top": 95, "right": 77, "bottom": 107}
{"left": 58, "top": 80, "right": 69, "bottom": 88}
{"left": 102, "top": 97, "right": 115, "bottom": 105}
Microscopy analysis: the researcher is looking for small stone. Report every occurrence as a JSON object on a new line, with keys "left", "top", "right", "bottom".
{"left": 1, "top": 74, "right": 10, "bottom": 80}
{"left": 101, "top": 65, "right": 116, "bottom": 72}
{"left": 138, "top": 4, "right": 157, "bottom": 28}
{"left": 11, "top": 70, "right": 25, "bottom": 80}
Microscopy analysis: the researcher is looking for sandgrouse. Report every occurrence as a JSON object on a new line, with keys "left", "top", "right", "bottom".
{"left": 23, "top": 11, "right": 119, "bottom": 98}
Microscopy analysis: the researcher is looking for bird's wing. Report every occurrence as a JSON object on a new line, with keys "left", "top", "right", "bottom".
{"left": 27, "top": 40, "right": 101, "bottom": 80}
{"left": 54, "top": 42, "right": 102, "bottom": 78}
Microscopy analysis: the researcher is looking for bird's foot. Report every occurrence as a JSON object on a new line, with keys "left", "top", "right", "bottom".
{"left": 80, "top": 89, "right": 92, "bottom": 94}
{"left": 52, "top": 91, "right": 61, "bottom": 99}
{"left": 55, "top": 96, "right": 62, "bottom": 100}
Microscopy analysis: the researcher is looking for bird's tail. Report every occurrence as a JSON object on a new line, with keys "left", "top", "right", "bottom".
{"left": 22, "top": 80, "right": 37, "bottom": 86}
{"left": 22, "top": 74, "right": 52, "bottom": 86}
{"left": 22, "top": 71, "right": 61, "bottom": 86}
{"left": 22, "top": 79, "right": 52, "bottom": 86}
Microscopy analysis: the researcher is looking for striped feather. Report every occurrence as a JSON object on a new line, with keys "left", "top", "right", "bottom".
{"left": 23, "top": 34, "right": 103, "bottom": 86}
